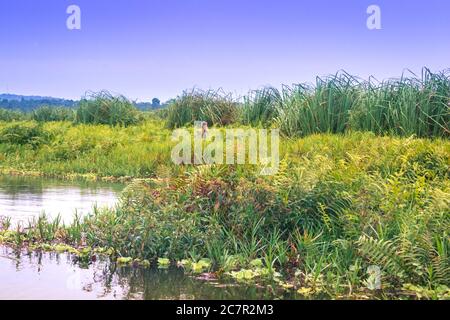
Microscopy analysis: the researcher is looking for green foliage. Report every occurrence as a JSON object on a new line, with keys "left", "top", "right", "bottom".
{"left": 0, "top": 120, "right": 174, "bottom": 177}
{"left": 0, "top": 121, "right": 51, "bottom": 147}
{"left": 0, "top": 116, "right": 449, "bottom": 299}
{"left": 166, "top": 89, "right": 239, "bottom": 128}
{"left": 242, "top": 87, "right": 281, "bottom": 126}
{"left": 0, "top": 108, "right": 26, "bottom": 121}
{"left": 241, "top": 68, "right": 450, "bottom": 138}
{"left": 75, "top": 91, "right": 140, "bottom": 126}
{"left": 32, "top": 106, "right": 75, "bottom": 122}
{"left": 75, "top": 180, "right": 220, "bottom": 260}
{"left": 350, "top": 68, "right": 450, "bottom": 137}
{"left": 357, "top": 233, "right": 450, "bottom": 288}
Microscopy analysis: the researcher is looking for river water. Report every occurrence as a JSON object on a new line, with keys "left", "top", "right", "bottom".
{"left": 0, "top": 175, "right": 123, "bottom": 226}
{"left": 0, "top": 247, "right": 292, "bottom": 300}
{"left": 0, "top": 175, "right": 296, "bottom": 300}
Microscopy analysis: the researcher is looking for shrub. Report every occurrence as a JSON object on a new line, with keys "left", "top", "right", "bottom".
{"left": 0, "top": 121, "right": 51, "bottom": 147}
{"left": 75, "top": 91, "right": 140, "bottom": 126}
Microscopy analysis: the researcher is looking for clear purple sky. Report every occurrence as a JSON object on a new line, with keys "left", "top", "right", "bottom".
{"left": 0, "top": 0, "right": 449, "bottom": 101}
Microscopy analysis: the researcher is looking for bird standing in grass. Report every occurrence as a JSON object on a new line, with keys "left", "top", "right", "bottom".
{"left": 201, "top": 121, "right": 208, "bottom": 139}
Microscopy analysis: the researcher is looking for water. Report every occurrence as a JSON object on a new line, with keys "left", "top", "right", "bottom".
{"left": 0, "top": 175, "right": 297, "bottom": 300}
{"left": 0, "top": 247, "right": 294, "bottom": 300}
{"left": 0, "top": 175, "right": 123, "bottom": 226}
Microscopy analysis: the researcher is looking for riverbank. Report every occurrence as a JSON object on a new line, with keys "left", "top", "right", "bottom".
{"left": 0, "top": 120, "right": 175, "bottom": 178}
{"left": 1, "top": 121, "right": 449, "bottom": 299}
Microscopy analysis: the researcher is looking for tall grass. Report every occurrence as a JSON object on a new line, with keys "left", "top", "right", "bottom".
{"left": 276, "top": 72, "right": 361, "bottom": 136}
{"left": 166, "top": 89, "right": 239, "bottom": 128}
{"left": 350, "top": 68, "right": 450, "bottom": 137}
{"left": 242, "top": 87, "right": 281, "bottom": 126}
{"left": 0, "top": 108, "right": 26, "bottom": 121}
{"left": 1, "top": 69, "right": 448, "bottom": 138}
{"left": 242, "top": 68, "right": 450, "bottom": 137}
{"left": 76, "top": 91, "right": 140, "bottom": 126}
{"left": 32, "top": 106, "right": 75, "bottom": 122}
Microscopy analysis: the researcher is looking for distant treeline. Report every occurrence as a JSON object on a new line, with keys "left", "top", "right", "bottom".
{"left": 0, "top": 94, "right": 166, "bottom": 112}
{"left": 0, "top": 91, "right": 164, "bottom": 126}
{"left": 0, "top": 97, "right": 77, "bottom": 112}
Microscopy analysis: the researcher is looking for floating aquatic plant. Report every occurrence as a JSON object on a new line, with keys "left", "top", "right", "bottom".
{"left": 157, "top": 258, "right": 171, "bottom": 268}
{"left": 117, "top": 257, "right": 133, "bottom": 265}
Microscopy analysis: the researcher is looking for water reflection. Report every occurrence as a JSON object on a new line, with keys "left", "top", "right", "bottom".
{"left": 0, "top": 247, "right": 296, "bottom": 300}
{"left": 0, "top": 175, "right": 123, "bottom": 226}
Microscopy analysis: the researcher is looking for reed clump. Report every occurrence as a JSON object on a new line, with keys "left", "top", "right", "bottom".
{"left": 241, "top": 68, "right": 449, "bottom": 138}
{"left": 166, "top": 89, "right": 239, "bottom": 128}
{"left": 242, "top": 87, "right": 282, "bottom": 126}
{"left": 349, "top": 68, "right": 450, "bottom": 137}
{"left": 32, "top": 106, "right": 75, "bottom": 122}
{"left": 75, "top": 91, "right": 140, "bottom": 127}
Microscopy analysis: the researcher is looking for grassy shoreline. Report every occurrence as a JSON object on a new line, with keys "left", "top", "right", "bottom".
{"left": 0, "top": 168, "right": 134, "bottom": 183}
{"left": 1, "top": 69, "right": 449, "bottom": 299}
{"left": 1, "top": 120, "right": 449, "bottom": 299}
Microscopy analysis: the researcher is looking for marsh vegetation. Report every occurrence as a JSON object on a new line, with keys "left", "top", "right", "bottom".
{"left": 0, "top": 68, "right": 449, "bottom": 299}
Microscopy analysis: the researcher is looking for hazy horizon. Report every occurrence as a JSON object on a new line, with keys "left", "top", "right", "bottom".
{"left": 1, "top": 0, "right": 449, "bottom": 101}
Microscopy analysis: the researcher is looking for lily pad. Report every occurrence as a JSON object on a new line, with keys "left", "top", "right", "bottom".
{"left": 117, "top": 257, "right": 133, "bottom": 265}
{"left": 250, "top": 258, "right": 264, "bottom": 268}
{"left": 157, "top": 257, "right": 170, "bottom": 268}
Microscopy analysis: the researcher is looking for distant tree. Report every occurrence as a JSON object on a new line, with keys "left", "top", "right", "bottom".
{"left": 152, "top": 98, "right": 161, "bottom": 108}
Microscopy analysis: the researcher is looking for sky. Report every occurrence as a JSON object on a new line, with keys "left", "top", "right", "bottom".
{"left": 0, "top": 0, "right": 449, "bottom": 102}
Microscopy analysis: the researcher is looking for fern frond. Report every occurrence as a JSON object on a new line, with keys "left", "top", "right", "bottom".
{"left": 357, "top": 235, "right": 405, "bottom": 278}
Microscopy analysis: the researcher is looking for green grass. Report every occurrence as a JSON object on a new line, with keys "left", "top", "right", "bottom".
{"left": 166, "top": 89, "right": 239, "bottom": 128}
{"left": 350, "top": 68, "right": 450, "bottom": 137}
{"left": 0, "top": 108, "right": 26, "bottom": 122}
{"left": 242, "top": 87, "right": 281, "bottom": 126}
{"left": 76, "top": 91, "right": 140, "bottom": 127}
{"left": 32, "top": 106, "right": 75, "bottom": 122}
{"left": 0, "top": 120, "right": 175, "bottom": 178}
{"left": 243, "top": 68, "right": 450, "bottom": 138}
{"left": 0, "top": 122, "right": 449, "bottom": 299}
{"left": 2, "top": 68, "right": 448, "bottom": 137}
{"left": 0, "top": 70, "right": 448, "bottom": 299}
